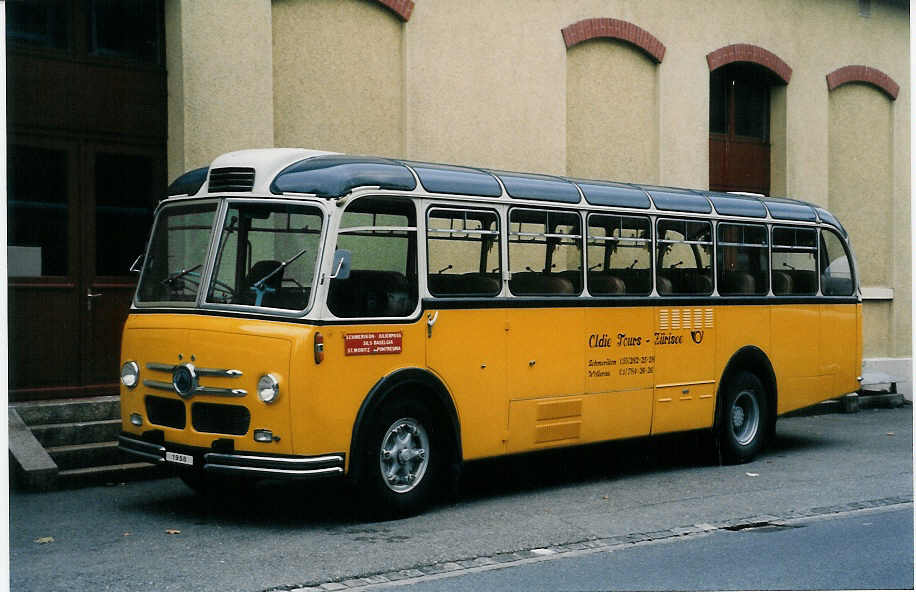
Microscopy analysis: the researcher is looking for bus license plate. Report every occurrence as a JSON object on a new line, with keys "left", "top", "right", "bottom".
{"left": 165, "top": 452, "right": 193, "bottom": 466}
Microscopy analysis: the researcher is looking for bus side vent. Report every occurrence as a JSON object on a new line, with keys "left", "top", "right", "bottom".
{"left": 208, "top": 167, "right": 256, "bottom": 192}
{"left": 705, "top": 308, "right": 714, "bottom": 327}
{"left": 659, "top": 309, "right": 669, "bottom": 330}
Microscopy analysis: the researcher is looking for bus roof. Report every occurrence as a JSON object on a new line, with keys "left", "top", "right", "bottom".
{"left": 166, "top": 149, "right": 846, "bottom": 235}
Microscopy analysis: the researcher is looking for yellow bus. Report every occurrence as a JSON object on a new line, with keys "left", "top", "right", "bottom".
{"left": 118, "top": 148, "right": 861, "bottom": 515}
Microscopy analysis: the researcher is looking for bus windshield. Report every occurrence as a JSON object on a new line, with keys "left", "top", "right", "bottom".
{"left": 136, "top": 200, "right": 324, "bottom": 311}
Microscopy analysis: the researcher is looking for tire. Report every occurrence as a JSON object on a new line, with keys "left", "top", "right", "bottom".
{"left": 359, "top": 397, "right": 443, "bottom": 519}
{"left": 718, "top": 371, "right": 770, "bottom": 464}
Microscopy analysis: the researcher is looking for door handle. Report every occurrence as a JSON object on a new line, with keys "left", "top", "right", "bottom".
{"left": 87, "top": 289, "right": 102, "bottom": 311}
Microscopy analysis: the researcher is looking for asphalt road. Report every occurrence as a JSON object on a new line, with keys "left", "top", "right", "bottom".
{"left": 396, "top": 506, "right": 914, "bottom": 591}
{"left": 9, "top": 405, "right": 913, "bottom": 592}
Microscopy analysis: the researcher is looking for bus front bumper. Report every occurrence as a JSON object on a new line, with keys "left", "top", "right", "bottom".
{"left": 118, "top": 432, "right": 345, "bottom": 480}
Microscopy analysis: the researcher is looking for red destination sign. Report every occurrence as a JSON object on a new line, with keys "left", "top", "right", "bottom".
{"left": 344, "top": 331, "right": 403, "bottom": 356}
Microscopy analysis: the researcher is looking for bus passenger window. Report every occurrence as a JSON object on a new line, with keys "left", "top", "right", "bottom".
{"left": 717, "top": 223, "right": 768, "bottom": 295}
{"left": 586, "top": 214, "right": 651, "bottom": 295}
{"left": 508, "top": 209, "right": 582, "bottom": 296}
{"left": 327, "top": 196, "right": 418, "bottom": 318}
{"left": 771, "top": 227, "right": 817, "bottom": 295}
{"left": 820, "top": 229, "right": 855, "bottom": 296}
{"left": 427, "top": 208, "right": 501, "bottom": 296}
{"left": 655, "top": 219, "right": 713, "bottom": 295}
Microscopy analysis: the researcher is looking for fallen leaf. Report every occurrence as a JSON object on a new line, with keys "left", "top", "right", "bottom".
{"left": 745, "top": 472, "right": 760, "bottom": 477}
{"left": 886, "top": 432, "right": 895, "bottom": 436}
{"left": 123, "top": 532, "right": 131, "bottom": 537}
{"left": 601, "top": 495, "right": 608, "bottom": 500}
{"left": 34, "top": 537, "right": 54, "bottom": 544}
{"left": 165, "top": 529, "right": 181, "bottom": 535}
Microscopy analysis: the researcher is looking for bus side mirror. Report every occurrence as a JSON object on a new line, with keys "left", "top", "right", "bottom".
{"left": 129, "top": 254, "right": 144, "bottom": 274}
{"left": 329, "top": 249, "right": 351, "bottom": 280}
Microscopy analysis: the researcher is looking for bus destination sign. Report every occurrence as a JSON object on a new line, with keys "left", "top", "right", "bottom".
{"left": 344, "top": 332, "right": 403, "bottom": 356}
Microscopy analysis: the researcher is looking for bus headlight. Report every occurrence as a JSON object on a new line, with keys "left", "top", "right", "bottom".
{"left": 120, "top": 361, "right": 139, "bottom": 390}
{"left": 257, "top": 374, "right": 279, "bottom": 404}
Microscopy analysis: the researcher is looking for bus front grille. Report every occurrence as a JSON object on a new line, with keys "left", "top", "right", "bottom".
{"left": 145, "top": 396, "right": 186, "bottom": 429}
{"left": 191, "top": 402, "right": 251, "bottom": 435}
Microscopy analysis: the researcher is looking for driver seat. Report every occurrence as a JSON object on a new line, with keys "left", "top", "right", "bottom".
{"left": 246, "top": 260, "right": 283, "bottom": 307}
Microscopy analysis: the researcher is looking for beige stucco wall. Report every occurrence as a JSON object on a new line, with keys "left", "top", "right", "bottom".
{"left": 272, "top": 0, "right": 405, "bottom": 157}
{"left": 166, "top": 0, "right": 275, "bottom": 180}
{"left": 566, "top": 39, "right": 658, "bottom": 184}
{"left": 170, "top": 0, "right": 910, "bottom": 358}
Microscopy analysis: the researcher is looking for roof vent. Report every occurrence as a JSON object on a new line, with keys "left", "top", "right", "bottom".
{"left": 209, "top": 167, "right": 255, "bottom": 193}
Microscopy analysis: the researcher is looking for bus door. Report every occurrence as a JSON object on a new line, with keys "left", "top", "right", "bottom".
{"left": 651, "top": 218, "right": 717, "bottom": 434}
{"left": 770, "top": 226, "right": 821, "bottom": 412}
{"left": 504, "top": 209, "right": 587, "bottom": 453}
{"left": 424, "top": 207, "right": 508, "bottom": 460}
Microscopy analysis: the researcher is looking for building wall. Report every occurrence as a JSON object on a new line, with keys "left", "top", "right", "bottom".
{"left": 566, "top": 39, "right": 659, "bottom": 184}
{"left": 272, "top": 0, "right": 405, "bottom": 156}
{"left": 168, "top": 0, "right": 910, "bottom": 364}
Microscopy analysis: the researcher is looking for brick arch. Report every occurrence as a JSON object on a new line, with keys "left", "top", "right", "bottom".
{"left": 373, "top": 0, "right": 414, "bottom": 21}
{"left": 826, "top": 65, "right": 899, "bottom": 100}
{"left": 561, "top": 18, "right": 666, "bottom": 63}
{"left": 706, "top": 44, "right": 792, "bottom": 84}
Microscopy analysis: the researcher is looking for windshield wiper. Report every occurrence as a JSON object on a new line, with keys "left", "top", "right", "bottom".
{"left": 250, "top": 247, "right": 309, "bottom": 290}
{"left": 161, "top": 264, "right": 202, "bottom": 286}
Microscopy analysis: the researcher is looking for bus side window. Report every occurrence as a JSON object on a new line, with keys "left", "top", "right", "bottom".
{"left": 655, "top": 218, "right": 713, "bottom": 295}
{"left": 586, "top": 213, "right": 651, "bottom": 295}
{"left": 717, "top": 223, "right": 768, "bottom": 296}
{"left": 820, "top": 229, "right": 855, "bottom": 296}
{"left": 508, "top": 208, "right": 582, "bottom": 296}
{"left": 327, "top": 196, "right": 418, "bottom": 318}
{"left": 426, "top": 208, "right": 501, "bottom": 297}
{"left": 771, "top": 227, "right": 817, "bottom": 295}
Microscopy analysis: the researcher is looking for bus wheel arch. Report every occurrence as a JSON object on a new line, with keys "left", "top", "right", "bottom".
{"left": 715, "top": 346, "right": 777, "bottom": 462}
{"left": 349, "top": 368, "right": 461, "bottom": 514}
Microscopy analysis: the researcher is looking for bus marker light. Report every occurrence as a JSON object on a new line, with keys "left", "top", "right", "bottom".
{"left": 130, "top": 413, "right": 143, "bottom": 426}
{"left": 254, "top": 429, "right": 278, "bottom": 443}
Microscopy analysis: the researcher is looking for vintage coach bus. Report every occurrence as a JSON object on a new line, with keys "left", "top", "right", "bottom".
{"left": 118, "top": 148, "right": 862, "bottom": 515}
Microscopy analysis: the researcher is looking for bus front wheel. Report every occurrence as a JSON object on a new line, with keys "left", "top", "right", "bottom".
{"left": 718, "top": 371, "right": 769, "bottom": 464}
{"left": 360, "top": 397, "right": 441, "bottom": 518}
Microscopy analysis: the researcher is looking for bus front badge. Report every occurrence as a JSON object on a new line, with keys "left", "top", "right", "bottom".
{"left": 172, "top": 364, "right": 198, "bottom": 398}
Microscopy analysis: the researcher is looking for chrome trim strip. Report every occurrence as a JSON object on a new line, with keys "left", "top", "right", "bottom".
{"left": 142, "top": 379, "right": 246, "bottom": 397}
{"left": 195, "top": 386, "right": 247, "bottom": 397}
{"left": 117, "top": 435, "right": 166, "bottom": 464}
{"left": 146, "top": 362, "right": 176, "bottom": 372}
{"left": 147, "top": 362, "right": 242, "bottom": 378}
{"left": 204, "top": 452, "right": 344, "bottom": 466}
{"left": 197, "top": 368, "right": 244, "bottom": 377}
{"left": 205, "top": 464, "right": 344, "bottom": 478}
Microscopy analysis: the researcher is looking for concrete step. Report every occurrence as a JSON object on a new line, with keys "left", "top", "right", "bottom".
{"left": 46, "top": 441, "right": 129, "bottom": 471}
{"left": 30, "top": 419, "right": 122, "bottom": 448}
{"left": 13, "top": 395, "right": 120, "bottom": 426}
{"left": 57, "top": 462, "right": 170, "bottom": 489}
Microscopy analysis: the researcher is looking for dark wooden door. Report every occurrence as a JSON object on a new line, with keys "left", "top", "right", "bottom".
{"left": 709, "top": 64, "right": 772, "bottom": 195}
{"left": 8, "top": 140, "right": 162, "bottom": 401}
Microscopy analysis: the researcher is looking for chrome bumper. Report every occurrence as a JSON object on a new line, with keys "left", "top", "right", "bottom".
{"left": 118, "top": 433, "right": 345, "bottom": 480}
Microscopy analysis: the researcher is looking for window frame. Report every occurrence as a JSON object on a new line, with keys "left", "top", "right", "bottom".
{"left": 425, "top": 205, "right": 502, "bottom": 298}
{"left": 585, "top": 212, "right": 653, "bottom": 296}
{"left": 507, "top": 207, "right": 583, "bottom": 297}
{"left": 655, "top": 217, "right": 714, "bottom": 296}
{"left": 770, "top": 224, "right": 819, "bottom": 296}
{"left": 716, "top": 221, "right": 769, "bottom": 296}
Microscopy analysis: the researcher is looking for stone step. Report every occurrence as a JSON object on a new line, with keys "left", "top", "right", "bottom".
{"left": 13, "top": 396, "right": 120, "bottom": 426}
{"left": 57, "top": 462, "right": 170, "bottom": 489}
{"left": 30, "top": 419, "right": 122, "bottom": 448}
{"left": 46, "top": 441, "right": 128, "bottom": 471}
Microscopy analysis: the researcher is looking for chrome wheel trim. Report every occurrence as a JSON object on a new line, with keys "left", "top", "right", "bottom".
{"left": 379, "top": 417, "right": 429, "bottom": 494}
{"left": 731, "top": 389, "right": 760, "bottom": 447}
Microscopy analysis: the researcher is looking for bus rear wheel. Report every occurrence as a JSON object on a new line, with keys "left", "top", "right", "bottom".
{"left": 718, "top": 371, "right": 769, "bottom": 464}
{"left": 360, "top": 397, "right": 441, "bottom": 519}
